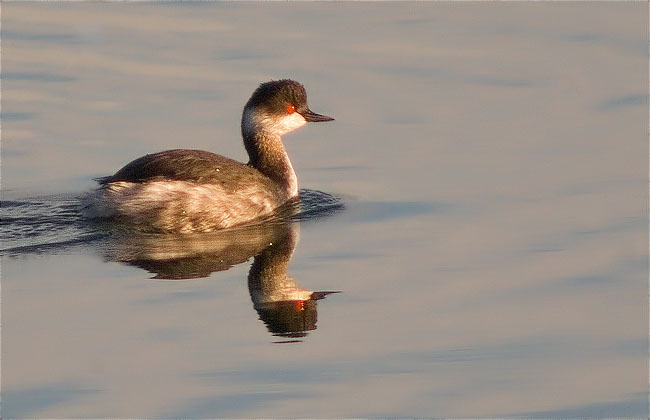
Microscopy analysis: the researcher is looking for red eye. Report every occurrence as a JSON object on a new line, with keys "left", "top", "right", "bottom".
{"left": 286, "top": 104, "right": 296, "bottom": 114}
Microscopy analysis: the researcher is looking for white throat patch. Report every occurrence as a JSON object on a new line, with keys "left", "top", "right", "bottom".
{"left": 274, "top": 112, "right": 307, "bottom": 136}
{"left": 243, "top": 107, "right": 307, "bottom": 137}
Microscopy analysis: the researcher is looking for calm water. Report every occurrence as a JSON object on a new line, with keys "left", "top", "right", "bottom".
{"left": 2, "top": 2, "right": 648, "bottom": 418}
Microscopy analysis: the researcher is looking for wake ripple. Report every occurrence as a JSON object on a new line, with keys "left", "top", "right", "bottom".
{"left": 0, "top": 189, "right": 344, "bottom": 256}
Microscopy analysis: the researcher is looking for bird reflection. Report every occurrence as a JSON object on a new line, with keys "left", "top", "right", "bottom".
{"left": 98, "top": 206, "right": 337, "bottom": 341}
{"left": 247, "top": 221, "right": 337, "bottom": 341}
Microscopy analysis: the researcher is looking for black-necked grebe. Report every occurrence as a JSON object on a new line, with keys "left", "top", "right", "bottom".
{"left": 83, "top": 79, "right": 334, "bottom": 232}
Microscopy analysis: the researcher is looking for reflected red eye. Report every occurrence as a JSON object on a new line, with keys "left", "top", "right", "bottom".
{"left": 286, "top": 104, "right": 296, "bottom": 114}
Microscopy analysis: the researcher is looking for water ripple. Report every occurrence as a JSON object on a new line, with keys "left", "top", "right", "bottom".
{"left": 0, "top": 189, "right": 344, "bottom": 256}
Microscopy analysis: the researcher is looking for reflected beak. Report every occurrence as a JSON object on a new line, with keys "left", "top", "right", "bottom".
{"left": 300, "top": 109, "right": 334, "bottom": 122}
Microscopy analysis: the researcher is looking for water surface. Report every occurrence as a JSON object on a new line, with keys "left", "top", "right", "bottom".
{"left": 1, "top": 2, "right": 648, "bottom": 418}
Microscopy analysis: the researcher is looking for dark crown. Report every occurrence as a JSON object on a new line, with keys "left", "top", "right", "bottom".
{"left": 245, "top": 79, "right": 309, "bottom": 115}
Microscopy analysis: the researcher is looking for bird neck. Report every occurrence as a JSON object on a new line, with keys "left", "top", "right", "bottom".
{"left": 243, "top": 130, "right": 298, "bottom": 198}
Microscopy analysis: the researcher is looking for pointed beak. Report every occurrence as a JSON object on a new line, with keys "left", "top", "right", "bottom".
{"left": 300, "top": 109, "right": 334, "bottom": 122}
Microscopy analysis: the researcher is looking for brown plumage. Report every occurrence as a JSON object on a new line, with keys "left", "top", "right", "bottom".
{"left": 82, "top": 79, "right": 333, "bottom": 233}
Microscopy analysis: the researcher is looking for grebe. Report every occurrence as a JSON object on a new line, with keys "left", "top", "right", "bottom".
{"left": 83, "top": 79, "right": 334, "bottom": 233}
